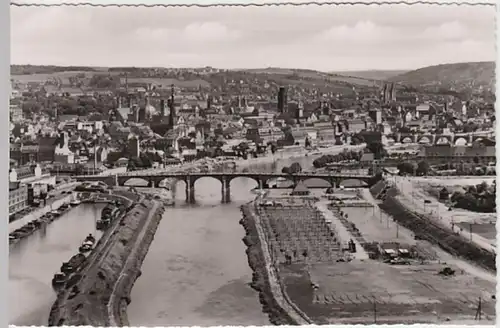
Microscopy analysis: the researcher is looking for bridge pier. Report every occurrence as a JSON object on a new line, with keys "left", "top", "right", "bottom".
{"left": 222, "top": 179, "right": 231, "bottom": 203}
{"left": 188, "top": 181, "right": 196, "bottom": 204}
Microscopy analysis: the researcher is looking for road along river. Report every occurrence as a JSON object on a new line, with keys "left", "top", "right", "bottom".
{"left": 126, "top": 153, "right": 344, "bottom": 326}
{"left": 9, "top": 203, "right": 105, "bottom": 326}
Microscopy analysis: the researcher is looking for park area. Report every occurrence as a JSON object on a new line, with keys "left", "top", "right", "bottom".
{"left": 279, "top": 261, "right": 495, "bottom": 325}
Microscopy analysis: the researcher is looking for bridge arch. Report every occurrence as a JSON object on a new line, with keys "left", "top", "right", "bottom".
{"left": 472, "top": 136, "right": 485, "bottom": 144}
{"left": 121, "top": 177, "right": 150, "bottom": 187}
{"left": 417, "top": 136, "right": 431, "bottom": 144}
{"left": 156, "top": 177, "right": 180, "bottom": 189}
{"left": 401, "top": 137, "right": 413, "bottom": 144}
{"left": 435, "top": 136, "right": 451, "bottom": 145}
{"left": 454, "top": 137, "right": 468, "bottom": 146}
{"left": 227, "top": 175, "right": 261, "bottom": 187}
{"left": 265, "top": 176, "right": 333, "bottom": 189}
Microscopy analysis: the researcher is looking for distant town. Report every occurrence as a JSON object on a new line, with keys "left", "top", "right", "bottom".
{"left": 9, "top": 63, "right": 495, "bottom": 211}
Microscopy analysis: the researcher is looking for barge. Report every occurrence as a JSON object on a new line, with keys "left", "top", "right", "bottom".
{"left": 96, "top": 202, "right": 121, "bottom": 230}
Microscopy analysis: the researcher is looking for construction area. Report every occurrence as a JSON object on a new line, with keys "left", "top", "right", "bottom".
{"left": 255, "top": 185, "right": 496, "bottom": 324}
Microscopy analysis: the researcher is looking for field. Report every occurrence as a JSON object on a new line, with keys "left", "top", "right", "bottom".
{"left": 119, "top": 77, "right": 210, "bottom": 88}
{"left": 11, "top": 70, "right": 211, "bottom": 88}
{"left": 279, "top": 261, "right": 495, "bottom": 324}
{"left": 331, "top": 69, "right": 408, "bottom": 81}
{"left": 456, "top": 223, "right": 496, "bottom": 241}
{"left": 258, "top": 203, "right": 343, "bottom": 264}
{"left": 11, "top": 71, "right": 97, "bottom": 84}
{"left": 242, "top": 68, "right": 379, "bottom": 87}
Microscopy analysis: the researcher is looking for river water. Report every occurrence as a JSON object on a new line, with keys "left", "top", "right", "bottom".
{"left": 127, "top": 155, "right": 323, "bottom": 327}
{"left": 9, "top": 203, "right": 105, "bottom": 326}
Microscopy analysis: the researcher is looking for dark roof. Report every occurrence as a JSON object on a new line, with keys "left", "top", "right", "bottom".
{"left": 292, "top": 181, "right": 309, "bottom": 194}
{"left": 9, "top": 181, "right": 20, "bottom": 191}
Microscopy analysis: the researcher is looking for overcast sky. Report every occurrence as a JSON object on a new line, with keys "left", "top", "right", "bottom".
{"left": 10, "top": 2, "right": 496, "bottom": 71}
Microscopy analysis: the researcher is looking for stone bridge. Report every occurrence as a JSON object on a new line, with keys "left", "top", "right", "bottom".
{"left": 387, "top": 131, "right": 494, "bottom": 145}
{"left": 75, "top": 172, "right": 379, "bottom": 204}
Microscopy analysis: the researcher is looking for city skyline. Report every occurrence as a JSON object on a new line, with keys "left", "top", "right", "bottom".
{"left": 11, "top": 4, "right": 495, "bottom": 71}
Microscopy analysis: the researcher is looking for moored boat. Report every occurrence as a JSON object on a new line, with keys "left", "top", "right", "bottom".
{"left": 61, "top": 253, "right": 87, "bottom": 274}
{"left": 52, "top": 272, "right": 67, "bottom": 290}
{"left": 50, "top": 210, "right": 61, "bottom": 216}
{"left": 70, "top": 199, "right": 81, "bottom": 206}
{"left": 78, "top": 240, "right": 94, "bottom": 253}
{"left": 96, "top": 218, "right": 110, "bottom": 230}
{"left": 84, "top": 233, "right": 96, "bottom": 243}
{"left": 96, "top": 203, "right": 121, "bottom": 230}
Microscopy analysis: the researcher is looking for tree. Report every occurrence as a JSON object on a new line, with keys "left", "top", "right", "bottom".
{"left": 289, "top": 162, "right": 302, "bottom": 174}
{"left": 366, "top": 141, "right": 386, "bottom": 160}
{"left": 397, "top": 162, "right": 415, "bottom": 175}
{"left": 127, "top": 157, "right": 141, "bottom": 171}
{"left": 282, "top": 166, "right": 290, "bottom": 174}
{"left": 416, "top": 160, "right": 430, "bottom": 176}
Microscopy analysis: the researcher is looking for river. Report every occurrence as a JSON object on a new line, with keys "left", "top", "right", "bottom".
{"left": 9, "top": 203, "right": 105, "bottom": 326}
{"left": 127, "top": 155, "right": 324, "bottom": 326}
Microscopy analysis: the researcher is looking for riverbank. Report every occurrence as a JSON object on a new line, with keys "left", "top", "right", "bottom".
{"left": 9, "top": 201, "right": 76, "bottom": 246}
{"left": 9, "top": 194, "right": 75, "bottom": 234}
{"left": 239, "top": 203, "right": 311, "bottom": 326}
{"left": 48, "top": 191, "right": 166, "bottom": 326}
{"left": 235, "top": 144, "right": 366, "bottom": 171}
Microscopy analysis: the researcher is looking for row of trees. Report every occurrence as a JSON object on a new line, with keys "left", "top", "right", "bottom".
{"left": 312, "top": 150, "right": 363, "bottom": 169}
{"left": 397, "top": 161, "right": 431, "bottom": 176}
{"left": 450, "top": 181, "right": 496, "bottom": 213}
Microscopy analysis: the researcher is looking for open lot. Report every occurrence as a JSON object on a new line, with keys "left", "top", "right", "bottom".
{"left": 279, "top": 261, "right": 495, "bottom": 325}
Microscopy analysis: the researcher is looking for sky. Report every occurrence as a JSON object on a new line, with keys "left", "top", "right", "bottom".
{"left": 10, "top": 1, "right": 496, "bottom": 71}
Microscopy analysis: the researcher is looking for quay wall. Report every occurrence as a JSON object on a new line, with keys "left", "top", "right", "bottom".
{"left": 239, "top": 203, "right": 311, "bottom": 326}
{"left": 48, "top": 194, "right": 166, "bottom": 326}
{"left": 9, "top": 194, "right": 74, "bottom": 233}
{"left": 369, "top": 179, "right": 496, "bottom": 272}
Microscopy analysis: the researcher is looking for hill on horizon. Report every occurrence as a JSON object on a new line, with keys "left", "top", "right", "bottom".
{"left": 330, "top": 70, "right": 408, "bottom": 81}
{"left": 388, "top": 61, "right": 495, "bottom": 89}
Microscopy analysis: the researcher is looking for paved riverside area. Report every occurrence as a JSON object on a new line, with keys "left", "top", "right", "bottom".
{"left": 315, "top": 201, "right": 369, "bottom": 261}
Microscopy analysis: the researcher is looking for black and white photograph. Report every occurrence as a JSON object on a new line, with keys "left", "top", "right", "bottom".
{"left": 8, "top": 1, "right": 496, "bottom": 327}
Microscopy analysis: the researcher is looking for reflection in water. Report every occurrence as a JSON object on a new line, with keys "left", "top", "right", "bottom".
{"left": 9, "top": 204, "right": 105, "bottom": 326}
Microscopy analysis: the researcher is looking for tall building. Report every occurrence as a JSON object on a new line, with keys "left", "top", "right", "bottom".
{"left": 383, "top": 84, "right": 387, "bottom": 103}
{"left": 160, "top": 99, "right": 166, "bottom": 117}
{"left": 169, "top": 84, "right": 176, "bottom": 127}
{"left": 369, "top": 108, "right": 382, "bottom": 125}
{"left": 128, "top": 136, "right": 140, "bottom": 158}
{"left": 207, "top": 95, "right": 213, "bottom": 110}
{"left": 277, "top": 86, "right": 288, "bottom": 113}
